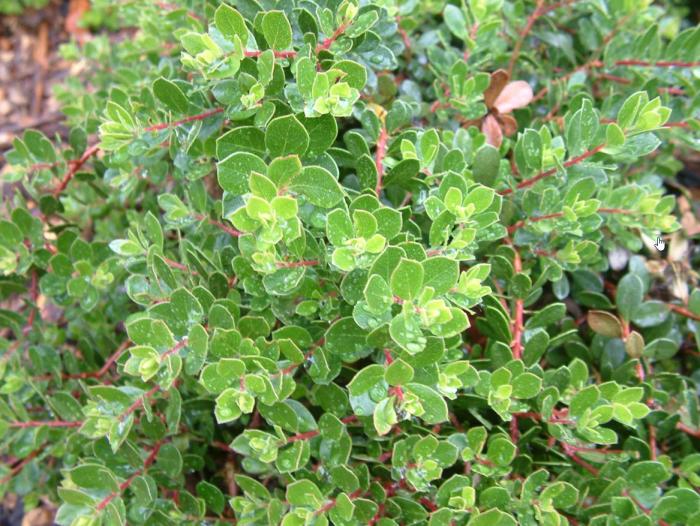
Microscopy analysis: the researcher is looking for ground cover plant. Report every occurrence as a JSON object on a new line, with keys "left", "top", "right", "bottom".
{"left": 1, "top": 0, "right": 700, "bottom": 524}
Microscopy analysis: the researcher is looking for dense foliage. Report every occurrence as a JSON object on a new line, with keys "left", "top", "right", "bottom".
{"left": 2, "top": 0, "right": 700, "bottom": 525}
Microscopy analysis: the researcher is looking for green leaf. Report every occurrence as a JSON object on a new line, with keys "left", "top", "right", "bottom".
{"left": 421, "top": 257, "right": 459, "bottom": 296}
{"left": 218, "top": 152, "right": 267, "bottom": 195}
{"left": 196, "top": 480, "right": 225, "bottom": 514}
{"left": 373, "top": 396, "right": 397, "bottom": 436}
{"left": 286, "top": 479, "right": 323, "bottom": 507}
{"left": 390, "top": 258, "right": 424, "bottom": 301}
{"left": 473, "top": 145, "right": 500, "bottom": 187}
{"left": 289, "top": 166, "right": 344, "bottom": 207}
{"left": 405, "top": 383, "right": 448, "bottom": 424}
{"left": 152, "top": 77, "right": 188, "bottom": 114}
{"left": 261, "top": 10, "right": 293, "bottom": 50}
{"left": 385, "top": 358, "right": 414, "bottom": 385}
{"left": 487, "top": 437, "right": 516, "bottom": 466}
{"left": 265, "top": 115, "right": 310, "bottom": 157}
{"left": 511, "top": 372, "right": 542, "bottom": 399}
{"left": 215, "top": 4, "right": 248, "bottom": 43}
{"left": 348, "top": 364, "right": 385, "bottom": 395}
{"left": 364, "top": 274, "right": 393, "bottom": 313}
{"left": 616, "top": 274, "right": 644, "bottom": 321}
{"left": 628, "top": 461, "right": 671, "bottom": 488}
{"left": 587, "top": 310, "right": 623, "bottom": 338}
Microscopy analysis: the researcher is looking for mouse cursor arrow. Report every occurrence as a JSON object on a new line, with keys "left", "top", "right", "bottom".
{"left": 653, "top": 236, "right": 665, "bottom": 252}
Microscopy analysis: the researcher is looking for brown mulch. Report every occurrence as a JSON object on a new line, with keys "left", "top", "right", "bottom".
{"left": 0, "top": 0, "right": 78, "bottom": 161}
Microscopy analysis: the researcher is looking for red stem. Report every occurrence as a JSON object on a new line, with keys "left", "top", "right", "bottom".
{"left": 507, "top": 0, "right": 545, "bottom": 76}
{"left": 677, "top": 422, "right": 700, "bottom": 438}
{"left": 510, "top": 247, "right": 523, "bottom": 360}
{"left": 194, "top": 214, "right": 241, "bottom": 237}
{"left": 316, "top": 23, "right": 348, "bottom": 53}
{"left": 52, "top": 143, "right": 100, "bottom": 197}
{"left": 145, "top": 107, "right": 224, "bottom": 131}
{"left": 374, "top": 126, "right": 389, "bottom": 196}
{"left": 286, "top": 415, "right": 357, "bottom": 443}
{"left": 276, "top": 260, "right": 319, "bottom": 268}
{"left": 561, "top": 442, "right": 599, "bottom": 475}
{"left": 667, "top": 304, "right": 700, "bottom": 321}
{"left": 9, "top": 420, "right": 82, "bottom": 428}
{"left": 0, "top": 447, "right": 43, "bottom": 484}
{"left": 508, "top": 208, "right": 635, "bottom": 234}
{"left": 500, "top": 143, "right": 606, "bottom": 195}
{"left": 614, "top": 59, "right": 700, "bottom": 68}
{"left": 622, "top": 489, "right": 671, "bottom": 526}
{"left": 95, "top": 442, "right": 163, "bottom": 511}
{"left": 119, "top": 385, "right": 161, "bottom": 422}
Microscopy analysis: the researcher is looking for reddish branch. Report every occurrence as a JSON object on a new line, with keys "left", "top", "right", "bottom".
{"left": 507, "top": 208, "right": 635, "bottom": 234}
{"left": 560, "top": 442, "right": 599, "bottom": 475}
{"left": 0, "top": 446, "right": 43, "bottom": 484}
{"left": 510, "top": 248, "right": 524, "bottom": 360}
{"left": 316, "top": 23, "right": 348, "bottom": 53}
{"left": 285, "top": 415, "right": 357, "bottom": 443}
{"left": 507, "top": 0, "right": 545, "bottom": 76}
{"left": 677, "top": 422, "right": 700, "bottom": 438}
{"left": 162, "top": 338, "right": 188, "bottom": 360}
{"left": 52, "top": 143, "right": 100, "bottom": 197}
{"left": 276, "top": 260, "right": 319, "bottom": 268}
{"left": 145, "top": 107, "right": 224, "bottom": 131}
{"left": 374, "top": 126, "right": 389, "bottom": 196}
{"left": 500, "top": 143, "right": 606, "bottom": 195}
{"left": 665, "top": 304, "right": 700, "bottom": 321}
{"left": 276, "top": 337, "right": 325, "bottom": 376}
{"left": 316, "top": 488, "right": 364, "bottom": 515}
{"left": 244, "top": 23, "right": 348, "bottom": 60}
{"left": 162, "top": 257, "right": 197, "bottom": 274}
{"left": 598, "top": 73, "right": 686, "bottom": 96}
{"left": 512, "top": 410, "right": 574, "bottom": 425}
{"left": 507, "top": 0, "right": 579, "bottom": 76}
{"left": 120, "top": 385, "right": 161, "bottom": 422}
{"left": 33, "top": 339, "right": 131, "bottom": 381}
{"left": 194, "top": 214, "right": 242, "bottom": 237}
{"left": 622, "top": 489, "right": 671, "bottom": 526}
{"left": 614, "top": 59, "right": 700, "bottom": 68}
{"left": 95, "top": 441, "right": 163, "bottom": 511}
{"left": 9, "top": 420, "right": 82, "bottom": 429}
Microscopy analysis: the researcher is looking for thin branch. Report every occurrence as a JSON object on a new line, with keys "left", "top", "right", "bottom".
{"left": 677, "top": 422, "right": 700, "bottom": 438}
{"left": 614, "top": 59, "right": 700, "bottom": 68}
{"left": 0, "top": 446, "right": 44, "bottom": 484}
{"left": 510, "top": 247, "right": 524, "bottom": 360}
{"left": 95, "top": 441, "right": 163, "bottom": 511}
{"left": 194, "top": 213, "right": 242, "bottom": 237}
{"left": 145, "top": 107, "right": 224, "bottom": 131}
{"left": 316, "top": 23, "right": 348, "bottom": 53}
{"left": 374, "top": 126, "right": 389, "bottom": 196}
{"left": 507, "top": 0, "right": 545, "bottom": 77}
{"left": 507, "top": 208, "right": 635, "bottom": 234}
{"left": 9, "top": 420, "right": 82, "bottom": 428}
{"left": 52, "top": 143, "right": 100, "bottom": 197}
{"left": 667, "top": 304, "right": 700, "bottom": 322}
{"left": 500, "top": 143, "right": 606, "bottom": 195}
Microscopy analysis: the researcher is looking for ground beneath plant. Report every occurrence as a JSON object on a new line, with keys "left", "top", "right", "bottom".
{"left": 0, "top": 0, "right": 81, "bottom": 168}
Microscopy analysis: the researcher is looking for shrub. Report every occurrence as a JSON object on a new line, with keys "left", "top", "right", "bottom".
{"left": 2, "top": 1, "right": 700, "bottom": 525}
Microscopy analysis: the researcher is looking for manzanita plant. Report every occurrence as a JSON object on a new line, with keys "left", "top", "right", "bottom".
{"left": 2, "top": 0, "right": 700, "bottom": 525}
